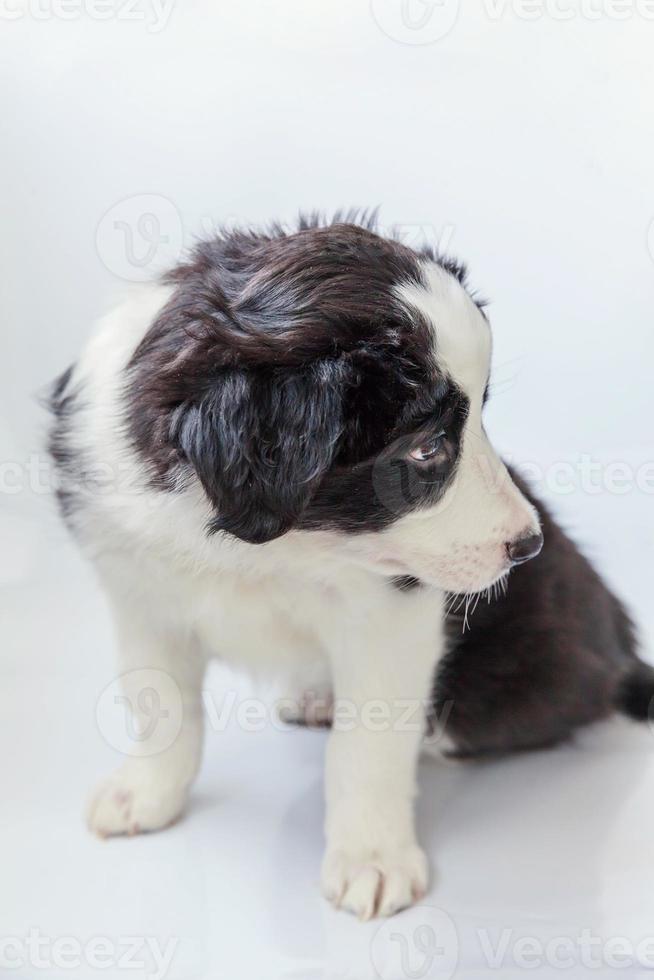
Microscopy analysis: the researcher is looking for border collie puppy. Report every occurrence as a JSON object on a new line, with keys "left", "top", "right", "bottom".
{"left": 49, "top": 214, "right": 649, "bottom": 919}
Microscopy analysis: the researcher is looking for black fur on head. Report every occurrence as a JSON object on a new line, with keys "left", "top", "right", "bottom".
{"left": 126, "top": 212, "right": 473, "bottom": 543}
{"left": 170, "top": 359, "right": 352, "bottom": 543}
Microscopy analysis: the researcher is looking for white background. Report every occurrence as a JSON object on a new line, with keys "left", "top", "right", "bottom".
{"left": 2, "top": 2, "right": 654, "bottom": 978}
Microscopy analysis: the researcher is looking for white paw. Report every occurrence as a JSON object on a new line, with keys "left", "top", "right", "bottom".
{"left": 87, "top": 762, "right": 189, "bottom": 837}
{"left": 321, "top": 844, "right": 428, "bottom": 919}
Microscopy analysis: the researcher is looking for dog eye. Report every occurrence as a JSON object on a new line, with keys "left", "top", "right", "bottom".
{"left": 408, "top": 432, "right": 446, "bottom": 462}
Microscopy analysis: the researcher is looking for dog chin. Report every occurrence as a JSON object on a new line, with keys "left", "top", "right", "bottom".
{"left": 406, "top": 562, "right": 513, "bottom": 596}
{"left": 349, "top": 545, "right": 512, "bottom": 596}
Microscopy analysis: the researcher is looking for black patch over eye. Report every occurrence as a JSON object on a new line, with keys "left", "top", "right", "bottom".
{"left": 300, "top": 384, "right": 469, "bottom": 534}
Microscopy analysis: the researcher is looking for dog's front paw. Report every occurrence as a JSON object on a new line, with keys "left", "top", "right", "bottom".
{"left": 321, "top": 844, "right": 428, "bottom": 919}
{"left": 87, "top": 762, "right": 189, "bottom": 837}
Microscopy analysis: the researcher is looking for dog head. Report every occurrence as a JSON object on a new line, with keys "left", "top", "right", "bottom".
{"left": 129, "top": 216, "right": 541, "bottom": 592}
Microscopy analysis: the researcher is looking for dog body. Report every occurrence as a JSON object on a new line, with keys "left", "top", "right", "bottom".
{"left": 50, "top": 217, "right": 647, "bottom": 918}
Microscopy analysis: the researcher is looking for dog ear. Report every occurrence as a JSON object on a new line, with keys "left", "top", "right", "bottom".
{"left": 174, "top": 360, "right": 350, "bottom": 544}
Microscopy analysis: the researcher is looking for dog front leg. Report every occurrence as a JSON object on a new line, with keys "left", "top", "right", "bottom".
{"left": 87, "top": 588, "right": 206, "bottom": 837}
{"left": 321, "top": 587, "right": 444, "bottom": 918}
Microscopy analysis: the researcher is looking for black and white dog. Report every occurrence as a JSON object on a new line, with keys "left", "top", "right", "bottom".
{"left": 50, "top": 214, "right": 650, "bottom": 919}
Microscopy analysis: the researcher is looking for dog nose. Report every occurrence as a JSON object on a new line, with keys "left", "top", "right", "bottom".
{"left": 506, "top": 531, "right": 543, "bottom": 566}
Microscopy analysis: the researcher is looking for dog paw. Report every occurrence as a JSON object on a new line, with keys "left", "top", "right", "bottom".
{"left": 87, "top": 763, "right": 189, "bottom": 837}
{"left": 321, "top": 844, "right": 428, "bottom": 919}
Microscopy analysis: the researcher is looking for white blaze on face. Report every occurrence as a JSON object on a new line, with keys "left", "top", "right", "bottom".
{"left": 400, "top": 262, "right": 492, "bottom": 406}
{"left": 353, "top": 262, "right": 540, "bottom": 593}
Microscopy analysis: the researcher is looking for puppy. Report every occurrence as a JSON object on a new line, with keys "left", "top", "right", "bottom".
{"left": 49, "top": 214, "right": 649, "bottom": 919}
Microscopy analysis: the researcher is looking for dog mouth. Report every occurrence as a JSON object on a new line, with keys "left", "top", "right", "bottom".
{"left": 346, "top": 538, "right": 519, "bottom": 599}
{"left": 400, "top": 552, "right": 516, "bottom": 597}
